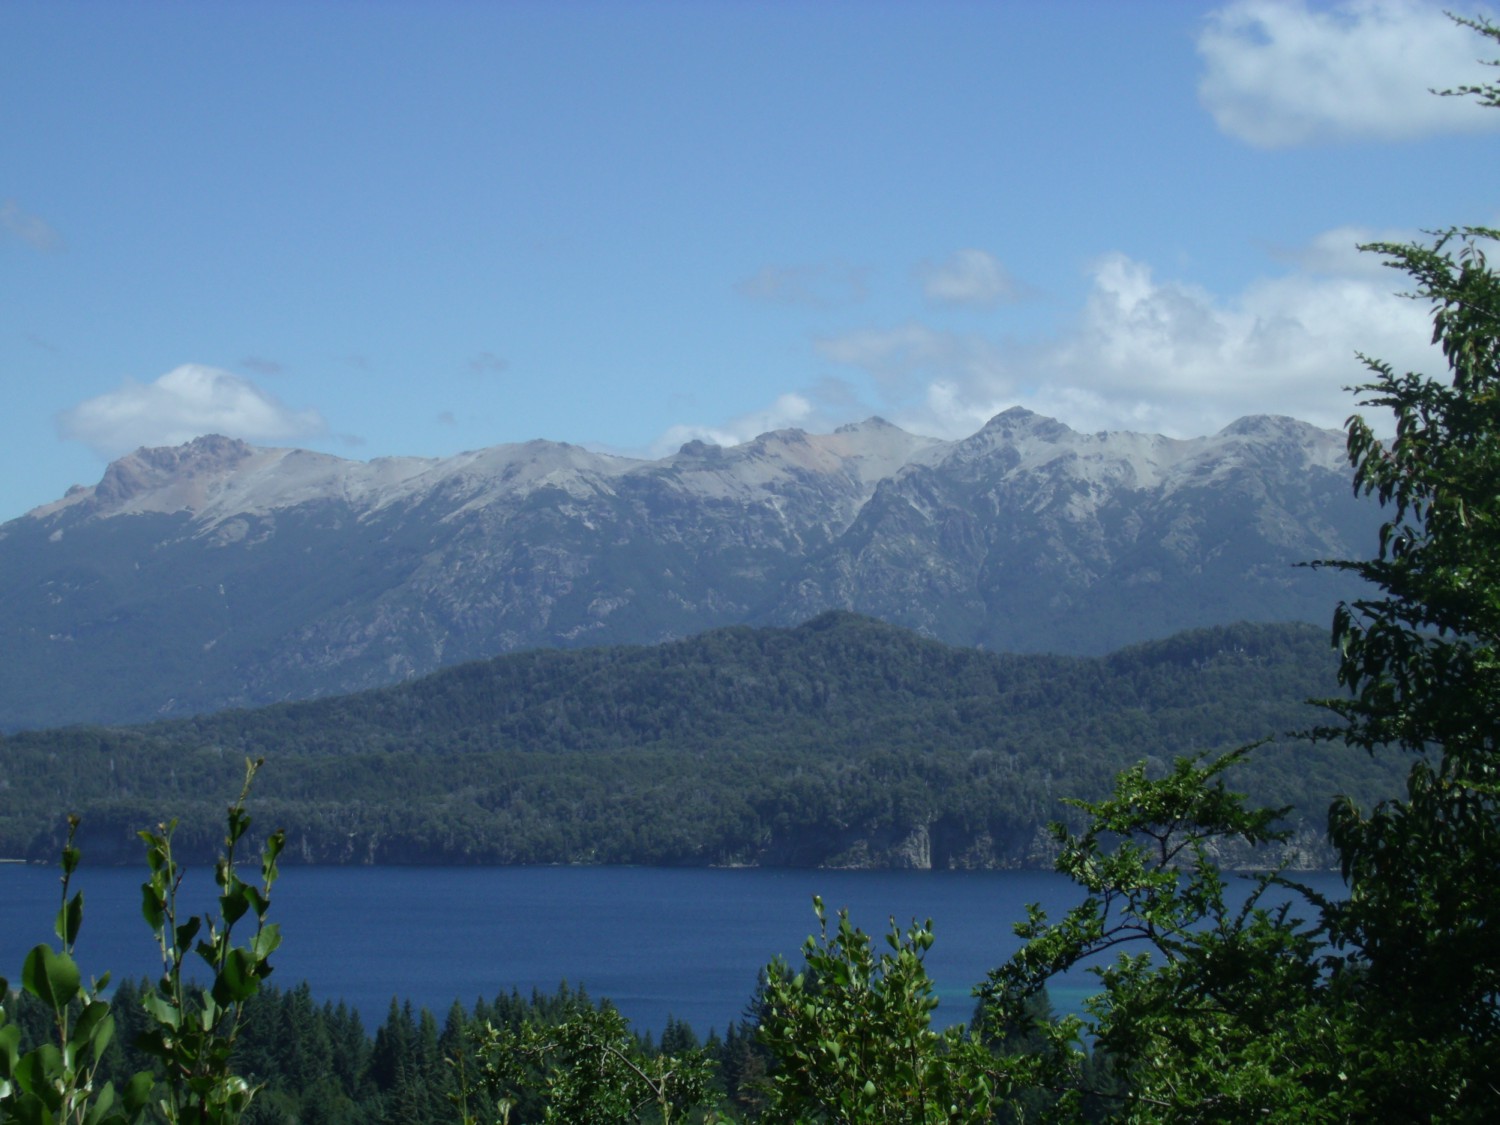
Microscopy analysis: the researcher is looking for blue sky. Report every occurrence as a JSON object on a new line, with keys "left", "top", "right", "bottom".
{"left": 5, "top": 0, "right": 1499, "bottom": 521}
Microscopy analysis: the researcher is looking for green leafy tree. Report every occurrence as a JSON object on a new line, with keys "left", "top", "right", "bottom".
{"left": 1298, "top": 29, "right": 1500, "bottom": 1103}
{"left": 133, "top": 759, "right": 286, "bottom": 1125}
{"left": 0, "top": 817, "right": 154, "bottom": 1125}
{"left": 1307, "top": 219, "right": 1500, "bottom": 1115}
{"left": 980, "top": 18, "right": 1500, "bottom": 1120}
{"left": 1, "top": 762, "right": 281, "bottom": 1125}
{"left": 978, "top": 751, "right": 1342, "bottom": 1121}
{"left": 754, "top": 897, "right": 1002, "bottom": 1124}
{"left": 456, "top": 1003, "right": 719, "bottom": 1124}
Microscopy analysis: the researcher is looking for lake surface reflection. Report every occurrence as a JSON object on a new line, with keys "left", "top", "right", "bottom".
{"left": 0, "top": 864, "right": 1339, "bottom": 1036}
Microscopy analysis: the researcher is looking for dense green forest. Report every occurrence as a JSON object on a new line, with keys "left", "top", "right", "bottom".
{"left": 1, "top": 975, "right": 751, "bottom": 1125}
{"left": 0, "top": 614, "right": 1401, "bottom": 868}
{"left": 3, "top": 965, "right": 1108, "bottom": 1125}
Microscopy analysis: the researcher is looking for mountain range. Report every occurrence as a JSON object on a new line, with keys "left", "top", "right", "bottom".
{"left": 0, "top": 409, "right": 1379, "bottom": 729}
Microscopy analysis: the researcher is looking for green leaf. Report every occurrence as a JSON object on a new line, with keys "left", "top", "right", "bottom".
{"left": 252, "top": 922, "right": 282, "bottom": 960}
{"left": 174, "top": 914, "right": 202, "bottom": 952}
{"left": 72, "top": 999, "right": 113, "bottom": 1051}
{"left": 55, "top": 890, "right": 83, "bottom": 948}
{"left": 14, "top": 1044, "right": 64, "bottom": 1109}
{"left": 81, "top": 1078, "right": 116, "bottom": 1125}
{"left": 141, "top": 989, "right": 181, "bottom": 1031}
{"left": 213, "top": 948, "right": 262, "bottom": 1004}
{"left": 21, "top": 945, "right": 81, "bottom": 1012}
{"left": 60, "top": 823, "right": 81, "bottom": 877}
{"left": 0, "top": 1022, "right": 21, "bottom": 1075}
{"left": 139, "top": 883, "right": 165, "bottom": 931}
{"left": 219, "top": 878, "right": 250, "bottom": 927}
{"left": 242, "top": 885, "right": 269, "bottom": 921}
{"left": 226, "top": 806, "right": 250, "bottom": 847}
{"left": 122, "top": 1069, "right": 155, "bottom": 1112}
{"left": 8, "top": 1089, "right": 53, "bottom": 1125}
{"left": 262, "top": 830, "right": 286, "bottom": 885}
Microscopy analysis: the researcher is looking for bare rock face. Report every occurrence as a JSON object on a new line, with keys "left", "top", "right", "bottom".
{"left": 0, "top": 411, "right": 1377, "bottom": 729}
{"left": 91, "top": 435, "right": 257, "bottom": 509}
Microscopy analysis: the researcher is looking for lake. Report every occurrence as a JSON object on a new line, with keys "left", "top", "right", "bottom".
{"left": 0, "top": 864, "right": 1337, "bottom": 1036}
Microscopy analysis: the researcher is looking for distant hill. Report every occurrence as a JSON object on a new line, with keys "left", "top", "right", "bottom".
{"left": 0, "top": 615, "right": 1402, "bottom": 869}
{"left": 0, "top": 410, "right": 1377, "bottom": 729}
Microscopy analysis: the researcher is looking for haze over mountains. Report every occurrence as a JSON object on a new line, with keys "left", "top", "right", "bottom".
{"left": 0, "top": 409, "right": 1378, "bottom": 730}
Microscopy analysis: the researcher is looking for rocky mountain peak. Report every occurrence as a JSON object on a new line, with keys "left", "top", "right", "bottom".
{"left": 1217, "top": 414, "right": 1314, "bottom": 438}
{"left": 936, "top": 407, "right": 1078, "bottom": 471}
{"left": 1207, "top": 414, "right": 1351, "bottom": 472}
{"left": 88, "top": 434, "right": 257, "bottom": 510}
{"left": 982, "top": 406, "right": 1070, "bottom": 435}
{"left": 676, "top": 438, "right": 723, "bottom": 459}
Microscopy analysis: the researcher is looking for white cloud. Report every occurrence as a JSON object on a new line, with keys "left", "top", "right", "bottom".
{"left": 917, "top": 249, "right": 1023, "bottom": 307}
{"left": 58, "top": 364, "right": 328, "bottom": 457}
{"left": 1, "top": 198, "right": 65, "bottom": 252}
{"left": 1198, "top": 0, "right": 1500, "bottom": 146}
{"left": 648, "top": 392, "right": 815, "bottom": 455}
{"left": 811, "top": 231, "right": 1444, "bottom": 441}
{"left": 1030, "top": 250, "right": 1433, "bottom": 433}
{"left": 1272, "top": 223, "right": 1422, "bottom": 276}
{"left": 815, "top": 323, "right": 1013, "bottom": 399}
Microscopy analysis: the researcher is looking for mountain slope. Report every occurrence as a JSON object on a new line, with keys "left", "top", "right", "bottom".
{"left": 774, "top": 410, "right": 1371, "bottom": 652}
{"left": 0, "top": 412, "right": 1376, "bottom": 728}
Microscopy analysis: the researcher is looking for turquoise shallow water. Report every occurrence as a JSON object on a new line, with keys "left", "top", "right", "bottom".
{"left": 0, "top": 864, "right": 1340, "bottom": 1036}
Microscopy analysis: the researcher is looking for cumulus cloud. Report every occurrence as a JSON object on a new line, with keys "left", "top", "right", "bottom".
{"left": 2, "top": 198, "right": 65, "bottom": 252}
{"left": 813, "top": 230, "right": 1442, "bottom": 440}
{"left": 58, "top": 364, "right": 327, "bottom": 457}
{"left": 918, "top": 249, "right": 1024, "bottom": 307}
{"left": 1198, "top": 0, "right": 1500, "bottom": 146}
{"left": 648, "top": 392, "right": 816, "bottom": 456}
{"left": 735, "top": 263, "right": 869, "bottom": 308}
{"left": 1031, "top": 250, "right": 1432, "bottom": 433}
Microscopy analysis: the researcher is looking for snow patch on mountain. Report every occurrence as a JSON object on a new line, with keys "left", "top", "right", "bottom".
{"left": 23, "top": 409, "right": 1352, "bottom": 540}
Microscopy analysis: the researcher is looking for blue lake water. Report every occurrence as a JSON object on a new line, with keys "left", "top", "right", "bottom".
{"left": 0, "top": 864, "right": 1339, "bottom": 1036}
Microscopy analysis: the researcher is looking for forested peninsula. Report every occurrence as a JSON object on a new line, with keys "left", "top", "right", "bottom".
{"left": 0, "top": 613, "right": 1401, "bottom": 868}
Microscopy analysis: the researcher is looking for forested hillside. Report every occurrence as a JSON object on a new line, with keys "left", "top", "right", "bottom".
{"left": 0, "top": 614, "right": 1400, "bottom": 868}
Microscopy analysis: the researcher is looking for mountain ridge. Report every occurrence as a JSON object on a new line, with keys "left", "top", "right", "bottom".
{"left": 1, "top": 409, "right": 1379, "bottom": 729}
